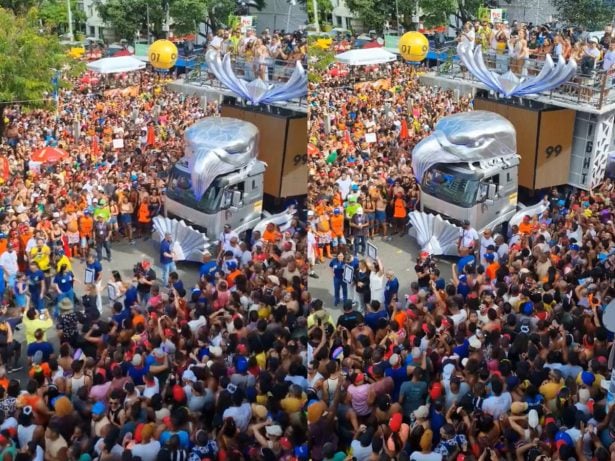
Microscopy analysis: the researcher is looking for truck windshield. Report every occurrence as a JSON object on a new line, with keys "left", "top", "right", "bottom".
{"left": 166, "top": 165, "right": 222, "bottom": 214}
{"left": 422, "top": 166, "right": 480, "bottom": 208}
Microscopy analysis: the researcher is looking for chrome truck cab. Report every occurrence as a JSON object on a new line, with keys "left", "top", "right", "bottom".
{"left": 420, "top": 153, "right": 519, "bottom": 231}
{"left": 164, "top": 117, "right": 266, "bottom": 240}
{"left": 412, "top": 110, "right": 520, "bottom": 232}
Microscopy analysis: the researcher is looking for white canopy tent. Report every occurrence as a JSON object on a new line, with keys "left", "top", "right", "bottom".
{"left": 335, "top": 48, "right": 397, "bottom": 66}
{"left": 86, "top": 56, "right": 146, "bottom": 74}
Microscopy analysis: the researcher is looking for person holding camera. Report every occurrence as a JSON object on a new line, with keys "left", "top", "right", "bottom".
{"left": 134, "top": 259, "right": 156, "bottom": 305}
{"left": 414, "top": 251, "right": 433, "bottom": 290}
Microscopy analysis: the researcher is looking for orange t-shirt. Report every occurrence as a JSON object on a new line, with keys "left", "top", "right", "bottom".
{"left": 79, "top": 216, "right": 94, "bottom": 237}
{"left": 29, "top": 363, "right": 51, "bottom": 378}
{"left": 262, "top": 229, "right": 280, "bottom": 243}
{"left": 519, "top": 221, "right": 532, "bottom": 235}
{"left": 393, "top": 311, "right": 407, "bottom": 328}
{"left": 330, "top": 215, "right": 344, "bottom": 237}
{"left": 226, "top": 270, "right": 242, "bottom": 288}
{"left": 393, "top": 198, "right": 407, "bottom": 218}
{"left": 486, "top": 262, "right": 500, "bottom": 281}
{"left": 137, "top": 203, "right": 150, "bottom": 223}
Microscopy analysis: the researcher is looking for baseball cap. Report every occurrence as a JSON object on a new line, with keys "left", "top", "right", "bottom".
{"left": 92, "top": 402, "right": 106, "bottom": 415}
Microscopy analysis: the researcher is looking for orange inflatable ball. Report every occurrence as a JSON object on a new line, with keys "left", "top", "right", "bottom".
{"left": 398, "top": 32, "right": 429, "bottom": 62}
{"left": 148, "top": 39, "right": 178, "bottom": 69}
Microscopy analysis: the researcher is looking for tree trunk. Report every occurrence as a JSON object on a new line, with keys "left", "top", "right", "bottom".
{"left": 0, "top": 104, "right": 6, "bottom": 139}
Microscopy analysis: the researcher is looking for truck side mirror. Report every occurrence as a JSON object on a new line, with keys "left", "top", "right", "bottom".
{"left": 487, "top": 183, "right": 497, "bottom": 199}
{"left": 231, "top": 190, "right": 242, "bottom": 207}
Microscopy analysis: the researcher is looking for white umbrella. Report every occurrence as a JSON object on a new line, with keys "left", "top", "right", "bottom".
{"left": 334, "top": 48, "right": 397, "bottom": 66}
{"left": 86, "top": 56, "right": 146, "bottom": 74}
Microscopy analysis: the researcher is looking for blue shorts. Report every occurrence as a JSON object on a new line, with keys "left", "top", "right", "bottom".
{"left": 120, "top": 214, "right": 132, "bottom": 224}
{"left": 375, "top": 210, "right": 386, "bottom": 223}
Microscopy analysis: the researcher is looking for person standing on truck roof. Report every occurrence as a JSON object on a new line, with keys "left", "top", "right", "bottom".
{"left": 458, "top": 220, "right": 479, "bottom": 258}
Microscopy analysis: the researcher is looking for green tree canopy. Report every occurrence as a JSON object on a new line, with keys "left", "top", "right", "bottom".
{"left": 551, "top": 0, "right": 613, "bottom": 30}
{"left": 345, "top": 0, "right": 482, "bottom": 32}
{"left": 0, "top": 0, "right": 38, "bottom": 14}
{"left": 97, "top": 0, "right": 266, "bottom": 41}
{"left": 0, "top": 8, "right": 70, "bottom": 135}
{"left": 307, "top": 0, "right": 333, "bottom": 25}
{"left": 38, "top": 0, "right": 87, "bottom": 34}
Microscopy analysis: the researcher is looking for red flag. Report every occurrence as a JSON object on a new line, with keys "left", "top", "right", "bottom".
{"left": 343, "top": 130, "right": 354, "bottom": 149}
{"left": 0, "top": 157, "right": 8, "bottom": 181}
{"left": 146, "top": 125, "right": 156, "bottom": 146}
{"left": 400, "top": 119, "right": 409, "bottom": 140}
{"left": 91, "top": 136, "right": 100, "bottom": 157}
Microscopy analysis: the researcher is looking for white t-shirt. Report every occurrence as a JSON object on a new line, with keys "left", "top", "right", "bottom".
{"left": 223, "top": 402, "right": 252, "bottom": 432}
{"left": 450, "top": 309, "right": 468, "bottom": 327}
{"left": 209, "top": 36, "right": 223, "bottom": 50}
{"left": 459, "top": 227, "right": 479, "bottom": 248}
{"left": 142, "top": 377, "right": 160, "bottom": 399}
{"left": 337, "top": 177, "right": 352, "bottom": 199}
{"left": 131, "top": 441, "right": 161, "bottom": 461}
{"left": 497, "top": 242, "right": 509, "bottom": 260}
{"left": 350, "top": 440, "right": 372, "bottom": 461}
{"left": 410, "top": 452, "right": 443, "bottom": 461}
{"left": 0, "top": 250, "right": 18, "bottom": 275}
{"left": 480, "top": 236, "right": 496, "bottom": 263}
{"left": 482, "top": 392, "right": 512, "bottom": 418}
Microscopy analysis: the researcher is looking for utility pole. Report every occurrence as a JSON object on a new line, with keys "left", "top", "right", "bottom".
{"left": 66, "top": 0, "right": 74, "bottom": 40}
{"left": 162, "top": 0, "right": 170, "bottom": 38}
{"left": 312, "top": 0, "right": 320, "bottom": 32}
{"left": 147, "top": 3, "right": 151, "bottom": 43}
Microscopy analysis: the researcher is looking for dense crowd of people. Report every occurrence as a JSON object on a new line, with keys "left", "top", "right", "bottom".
{"left": 456, "top": 20, "right": 615, "bottom": 75}
{"left": 0, "top": 57, "right": 310, "bottom": 460}
{"left": 205, "top": 27, "right": 307, "bottom": 81}
{"left": 306, "top": 43, "right": 615, "bottom": 461}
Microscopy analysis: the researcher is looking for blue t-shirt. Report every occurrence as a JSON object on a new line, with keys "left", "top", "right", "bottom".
{"left": 112, "top": 307, "right": 131, "bottom": 327}
{"left": 172, "top": 280, "right": 184, "bottom": 292}
{"left": 453, "top": 339, "right": 470, "bottom": 358}
{"left": 199, "top": 261, "right": 218, "bottom": 279}
{"left": 53, "top": 271, "right": 74, "bottom": 293}
{"left": 385, "top": 366, "right": 408, "bottom": 401}
{"left": 27, "top": 341, "right": 54, "bottom": 362}
{"left": 86, "top": 260, "right": 103, "bottom": 280}
{"left": 128, "top": 365, "right": 147, "bottom": 386}
{"left": 430, "top": 408, "right": 446, "bottom": 444}
{"left": 329, "top": 259, "right": 345, "bottom": 279}
{"left": 384, "top": 277, "right": 399, "bottom": 306}
{"left": 160, "top": 430, "right": 190, "bottom": 449}
{"left": 0, "top": 267, "right": 5, "bottom": 293}
{"left": 457, "top": 255, "right": 475, "bottom": 273}
{"left": 160, "top": 240, "right": 173, "bottom": 264}
{"left": 124, "top": 286, "right": 138, "bottom": 309}
{"left": 27, "top": 270, "right": 45, "bottom": 295}
{"left": 365, "top": 309, "right": 388, "bottom": 331}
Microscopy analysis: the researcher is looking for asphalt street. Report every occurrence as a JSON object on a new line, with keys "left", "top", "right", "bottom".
{"left": 10, "top": 238, "right": 201, "bottom": 380}
{"left": 309, "top": 233, "right": 453, "bottom": 321}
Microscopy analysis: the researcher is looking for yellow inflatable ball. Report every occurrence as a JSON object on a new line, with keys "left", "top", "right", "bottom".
{"left": 398, "top": 32, "right": 429, "bottom": 62}
{"left": 148, "top": 39, "right": 178, "bottom": 70}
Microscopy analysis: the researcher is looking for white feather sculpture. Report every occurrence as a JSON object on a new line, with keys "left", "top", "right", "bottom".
{"left": 153, "top": 216, "right": 210, "bottom": 262}
{"left": 408, "top": 211, "right": 461, "bottom": 256}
